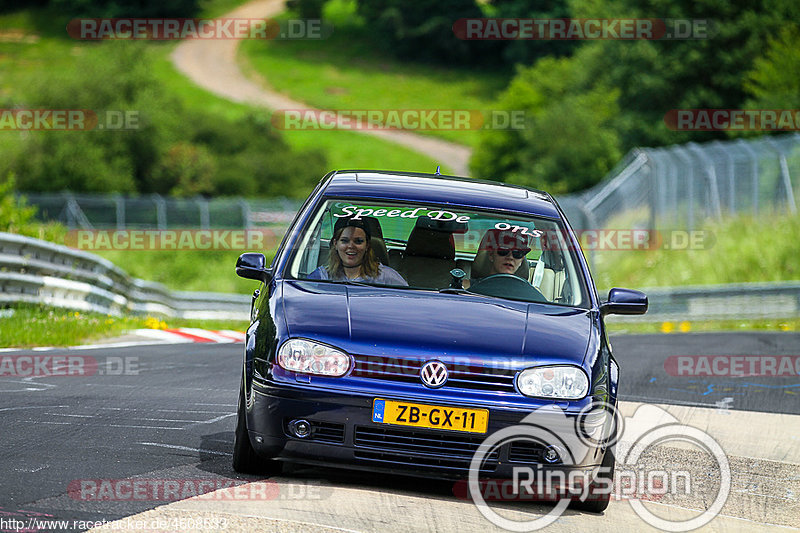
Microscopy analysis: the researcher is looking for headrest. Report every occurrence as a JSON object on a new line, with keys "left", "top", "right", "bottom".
{"left": 405, "top": 227, "right": 456, "bottom": 260}
{"left": 413, "top": 215, "right": 468, "bottom": 234}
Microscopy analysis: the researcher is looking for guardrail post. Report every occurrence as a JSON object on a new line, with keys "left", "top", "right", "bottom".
{"left": 765, "top": 138, "right": 798, "bottom": 215}
{"left": 197, "top": 196, "right": 210, "bottom": 229}
{"left": 114, "top": 194, "right": 125, "bottom": 230}
{"left": 673, "top": 147, "right": 694, "bottom": 230}
{"left": 736, "top": 139, "right": 760, "bottom": 215}
{"left": 664, "top": 147, "right": 680, "bottom": 227}
{"left": 153, "top": 194, "right": 167, "bottom": 230}
{"left": 688, "top": 143, "right": 723, "bottom": 220}
{"left": 240, "top": 198, "right": 251, "bottom": 229}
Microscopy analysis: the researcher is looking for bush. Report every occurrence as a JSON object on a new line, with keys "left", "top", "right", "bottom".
{"left": 0, "top": 174, "right": 36, "bottom": 231}
{"left": 286, "top": 0, "right": 328, "bottom": 19}
{"left": 5, "top": 42, "right": 327, "bottom": 198}
{"left": 151, "top": 142, "right": 216, "bottom": 196}
{"left": 0, "top": 173, "right": 65, "bottom": 241}
{"left": 471, "top": 49, "right": 622, "bottom": 193}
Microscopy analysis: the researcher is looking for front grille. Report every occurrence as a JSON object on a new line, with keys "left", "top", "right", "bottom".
{"left": 283, "top": 420, "right": 345, "bottom": 444}
{"left": 351, "top": 355, "right": 517, "bottom": 392}
{"left": 353, "top": 426, "right": 498, "bottom": 472}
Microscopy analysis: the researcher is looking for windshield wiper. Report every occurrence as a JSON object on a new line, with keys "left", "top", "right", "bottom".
{"left": 438, "top": 287, "right": 468, "bottom": 294}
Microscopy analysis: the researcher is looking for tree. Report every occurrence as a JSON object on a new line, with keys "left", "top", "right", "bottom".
{"left": 471, "top": 49, "right": 621, "bottom": 192}
{"left": 488, "top": 0, "right": 577, "bottom": 65}
{"left": 744, "top": 26, "right": 800, "bottom": 109}
{"left": 7, "top": 42, "right": 327, "bottom": 198}
{"left": 356, "top": 0, "right": 492, "bottom": 64}
{"left": 472, "top": 0, "right": 800, "bottom": 191}
{"left": 48, "top": 0, "right": 199, "bottom": 17}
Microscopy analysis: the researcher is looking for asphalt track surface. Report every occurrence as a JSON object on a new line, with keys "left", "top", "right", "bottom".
{"left": 0, "top": 332, "right": 798, "bottom": 532}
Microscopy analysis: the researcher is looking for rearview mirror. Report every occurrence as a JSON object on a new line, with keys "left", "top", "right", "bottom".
{"left": 236, "top": 253, "right": 271, "bottom": 283}
{"left": 600, "top": 288, "right": 648, "bottom": 316}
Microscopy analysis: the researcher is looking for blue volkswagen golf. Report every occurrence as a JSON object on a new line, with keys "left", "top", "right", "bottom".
{"left": 233, "top": 170, "right": 647, "bottom": 512}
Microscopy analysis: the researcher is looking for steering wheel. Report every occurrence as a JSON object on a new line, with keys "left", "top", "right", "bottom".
{"left": 468, "top": 274, "right": 547, "bottom": 302}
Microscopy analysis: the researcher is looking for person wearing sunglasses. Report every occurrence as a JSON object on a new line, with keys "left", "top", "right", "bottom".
{"left": 463, "top": 228, "right": 532, "bottom": 288}
{"left": 484, "top": 228, "right": 531, "bottom": 276}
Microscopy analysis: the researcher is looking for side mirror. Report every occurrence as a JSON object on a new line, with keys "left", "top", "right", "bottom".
{"left": 600, "top": 288, "right": 648, "bottom": 316}
{"left": 236, "top": 253, "right": 272, "bottom": 283}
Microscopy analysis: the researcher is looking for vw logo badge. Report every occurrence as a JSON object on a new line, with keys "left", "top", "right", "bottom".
{"left": 420, "top": 360, "right": 448, "bottom": 388}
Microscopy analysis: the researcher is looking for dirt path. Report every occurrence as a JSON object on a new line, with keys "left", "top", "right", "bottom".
{"left": 170, "top": 0, "right": 472, "bottom": 175}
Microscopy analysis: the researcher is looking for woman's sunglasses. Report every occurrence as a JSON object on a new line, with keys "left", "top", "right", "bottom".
{"left": 496, "top": 248, "right": 529, "bottom": 259}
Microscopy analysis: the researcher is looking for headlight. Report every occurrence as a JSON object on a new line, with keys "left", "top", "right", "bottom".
{"left": 517, "top": 365, "right": 589, "bottom": 399}
{"left": 277, "top": 339, "right": 350, "bottom": 377}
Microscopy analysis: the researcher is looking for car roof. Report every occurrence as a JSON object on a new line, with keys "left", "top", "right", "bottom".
{"left": 321, "top": 170, "right": 561, "bottom": 219}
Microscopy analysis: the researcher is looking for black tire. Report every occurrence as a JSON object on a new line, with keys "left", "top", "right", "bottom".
{"left": 570, "top": 446, "right": 615, "bottom": 513}
{"left": 232, "top": 379, "right": 281, "bottom": 475}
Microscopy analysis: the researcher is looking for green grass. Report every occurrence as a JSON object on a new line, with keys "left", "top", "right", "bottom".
{"left": 0, "top": 2, "right": 442, "bottom": 182}
{"left": 92, "top": 248, "right": 269, "bottom": 293}
{"left": 239, "top": 0, "right": 509, "bottom": 149}
{"left": 589, "top": 212, "right": 800, "bottom": 291}
{"left": 0, "top": 304, "right": 248, "bottom": 348}
{"left": 151, "top": 45, "right": 443, "bottom": 172}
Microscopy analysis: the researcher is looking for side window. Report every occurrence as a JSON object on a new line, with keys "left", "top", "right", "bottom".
{"left": 298, "top": 222, "right": 322, "bottom": 276}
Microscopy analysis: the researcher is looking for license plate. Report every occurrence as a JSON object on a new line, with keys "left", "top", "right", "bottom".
{"left": 372, "top": 399, "right": 489, "bottom": 433}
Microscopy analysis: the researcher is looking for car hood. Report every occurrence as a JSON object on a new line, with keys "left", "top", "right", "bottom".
{"left": 281, "top": 281, "right": 593, "bottom": 365}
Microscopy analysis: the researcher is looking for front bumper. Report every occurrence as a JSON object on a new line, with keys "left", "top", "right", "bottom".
{"left": 246, "top": 379, "right": 608, "bottom": 481}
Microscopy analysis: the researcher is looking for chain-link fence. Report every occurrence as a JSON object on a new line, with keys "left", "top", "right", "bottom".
{"left": 558, "top": 133, "right": 800, "bottom": 231}
{"left": 21, "top": 193, "right": 301, "bottom": 230}
{"left": 19, "top": 133, "right": 800, "bottom": 234}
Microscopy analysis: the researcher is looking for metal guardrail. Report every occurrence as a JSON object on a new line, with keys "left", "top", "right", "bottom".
{"left": 0, "top": 232, "right": 249, "bottom": 321}
{"left": 1, "top": 232, "right": 796, "bottom": 323}
{"left": 21, "top": 193, "right": 301, "bottom": 230}
{"left": 605, "top": 281, "right": 800, "bottom": 322}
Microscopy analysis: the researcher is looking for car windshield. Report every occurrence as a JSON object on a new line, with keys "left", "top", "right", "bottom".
{"left": 286, "top": 199, "right": 589, "bottom": 307}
